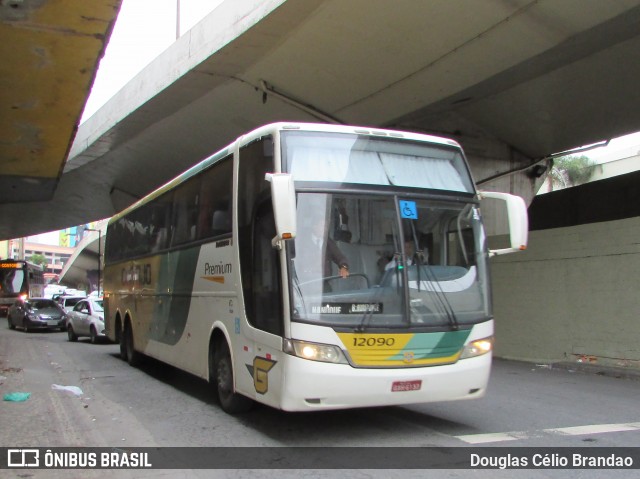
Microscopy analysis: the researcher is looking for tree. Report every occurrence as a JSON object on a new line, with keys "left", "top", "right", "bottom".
{"left": 549, "top": 155, "right": 596, "bottom": 190}
{"left": 29, "top": 253, "right": 47, "bottom": 267}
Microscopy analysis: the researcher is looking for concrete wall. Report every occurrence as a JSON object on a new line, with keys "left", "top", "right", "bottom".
{"left": 591, "top": 155, "right": 640, "bottom": 182}
{"left": 490, "top": 191, "right": 640, "bottom": 368}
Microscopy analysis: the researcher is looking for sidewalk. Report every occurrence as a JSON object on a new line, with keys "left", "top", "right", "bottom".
{"left": 494, "top": 356, "right": 640, "bottom": 381}
{"left": 548, "top": 361, "right": 640, "bottom": 381}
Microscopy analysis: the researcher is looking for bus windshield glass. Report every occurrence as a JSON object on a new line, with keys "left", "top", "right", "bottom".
{"left": 282, "top": 130, "right": 474, "bottom": 193}
{"left": 0, "top": 265, "right": 25, "bottom": 296}
{"left": 289, "top": 193, "right": 490, "bottom": 329}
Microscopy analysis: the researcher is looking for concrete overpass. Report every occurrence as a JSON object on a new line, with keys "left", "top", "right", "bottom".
{"left": 59, "top": 223, "right": 104, "bottom": 291}
{"left": 0, "top": 0, "right": 121, "bottom": 207}
{"left": 3, "top": 0, "right": 640, "bottom": 241}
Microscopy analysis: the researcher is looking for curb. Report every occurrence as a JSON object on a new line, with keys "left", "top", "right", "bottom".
{"left": 547, "top": 361, "right": 640, "bottom": 381}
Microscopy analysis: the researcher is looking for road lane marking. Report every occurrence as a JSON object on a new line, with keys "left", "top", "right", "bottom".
{"left": 547, "top": 422, "right": 640, "bottom": 436}
{"left": 455, "top": 432, "right": 523, "bottom": 444}
{"left": 456, "top": 422, "right": 640, "bottom": 444}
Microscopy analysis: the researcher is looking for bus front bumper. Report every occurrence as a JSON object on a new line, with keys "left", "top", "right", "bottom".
{"left": 278, "top": 353, "right": 492, "bottom": 412}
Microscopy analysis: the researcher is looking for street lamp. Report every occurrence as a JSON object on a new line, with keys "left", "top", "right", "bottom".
{"left": 85, "top": 228, "right": 102, "bottom": 295}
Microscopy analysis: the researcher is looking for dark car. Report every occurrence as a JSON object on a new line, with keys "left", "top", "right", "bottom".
{"left": 7, "top": 298, "right": 67, "bottom": 332}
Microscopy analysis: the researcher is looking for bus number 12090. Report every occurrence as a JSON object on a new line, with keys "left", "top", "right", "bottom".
{"left": 352, "top": 337, "right": 395, "bottom": 347}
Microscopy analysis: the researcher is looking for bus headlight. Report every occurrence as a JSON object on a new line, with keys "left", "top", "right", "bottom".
{"left": 283, "top": 339, "right": 348, "bottom": 364}
{"left": 460, "top": 336, "right": 493, "bottom": 359}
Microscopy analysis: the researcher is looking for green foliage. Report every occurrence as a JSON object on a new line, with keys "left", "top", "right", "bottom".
{"left": 551, "top": 155, "right": 596, "bottom": 187}
{"left": 29, "top": 253, "right": 47, "bottom": 267}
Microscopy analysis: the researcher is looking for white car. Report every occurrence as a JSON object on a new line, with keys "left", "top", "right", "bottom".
{"left": 66, "top": 298, "right": 106, "bottom": 344}
{"left": 57, "top": 295, "right": 87, "bottom": 313}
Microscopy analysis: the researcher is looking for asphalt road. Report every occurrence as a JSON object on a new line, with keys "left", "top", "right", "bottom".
{"left": 1, "top": 325, "right": 639, "bottom": 478}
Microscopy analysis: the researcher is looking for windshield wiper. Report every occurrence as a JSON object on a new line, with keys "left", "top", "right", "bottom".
{"left": 355, "top": 282, "right": 387, "bottom": 333}
{"left": 354, "top": 261, "right": 401, "bottom": 333}
{"left": 415, "top": 258, "right": 459, "bottom": 331}
{"left": 408, "top": 224, "right": 459, "bottom": 330}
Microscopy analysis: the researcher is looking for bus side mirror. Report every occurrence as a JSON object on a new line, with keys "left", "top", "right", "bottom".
{"left": 266, "top": 173, "right": 297, "bottom": 249}
{"left": 478, "top": 191, "right": 529, "bottom": 257}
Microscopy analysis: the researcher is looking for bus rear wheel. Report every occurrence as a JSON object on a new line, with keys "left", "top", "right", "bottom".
{"left": 118, "top": 321, "right": 127, "bottom": 360}
{"left": 213, "top": 340, "right": 253, "bottom": 414}
{"left": 122, "top": 322, "right": 141, "bottom": 366}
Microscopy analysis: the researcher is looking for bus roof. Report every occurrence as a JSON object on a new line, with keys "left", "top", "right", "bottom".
{"left": 109, "top": 122, "right": 464, "bottom": 225}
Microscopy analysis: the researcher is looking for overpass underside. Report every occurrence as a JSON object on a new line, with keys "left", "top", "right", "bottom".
{"left": 0, "top": 0, "right": 120, "bottom": 206}
{"left": 2, "top": 0, "right": 640, "bottom": 240}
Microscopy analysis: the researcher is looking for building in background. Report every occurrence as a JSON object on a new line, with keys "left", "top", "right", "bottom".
{"left": 5, "top": 239, "right": 74, "bottom": 283}
{"left": 0, "top": 224, "right": 102, "bottom": 284}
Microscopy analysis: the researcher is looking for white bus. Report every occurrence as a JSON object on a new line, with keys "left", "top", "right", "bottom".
{"left": 103, "top": 123, "right": 527, "bottom": 413}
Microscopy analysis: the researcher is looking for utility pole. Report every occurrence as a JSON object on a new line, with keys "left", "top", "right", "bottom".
{"left": 176, "top": 0, "right": 181, "bottom": 39}
{"left": 85, "top": 229, "right": 102, "bottom": 294}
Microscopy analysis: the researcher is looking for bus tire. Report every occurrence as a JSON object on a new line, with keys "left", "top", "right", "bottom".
{"left": 116, "top": 318, "right": 127, "bottom": 360}
{"left": 123, "top": 321, "right": 141, "bottom": 367}
{"left": 213, "top": 340, "right": 253, "bottom": 414}
{"left": 119, "top": 336, "right": 127, "bottom": 360}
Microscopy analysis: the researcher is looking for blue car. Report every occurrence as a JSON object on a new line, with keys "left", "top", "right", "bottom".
{"left": 7, "top": 298, "right": 68, "bottom": 332}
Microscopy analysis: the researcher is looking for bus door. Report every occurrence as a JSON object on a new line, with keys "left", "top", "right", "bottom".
{"left": 236, "top": 137, "right": 285, "bottom": 407}
{"left": 236, "top": 198, "right": 285, "bottom": 407}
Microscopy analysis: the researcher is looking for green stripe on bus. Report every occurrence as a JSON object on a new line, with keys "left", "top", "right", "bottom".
{"left": 389, "top": 330, "right": 470, "bottom": 361}
{"left": 150, "top": 246, "right": 201, "bottom": 345}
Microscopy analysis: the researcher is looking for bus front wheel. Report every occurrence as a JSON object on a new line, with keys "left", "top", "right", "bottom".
{"left": 213, "top": 340, "right": 253, "bottom": 414}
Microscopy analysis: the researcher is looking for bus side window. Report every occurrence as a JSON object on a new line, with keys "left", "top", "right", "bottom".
{"left": 170, "top": 175, "right": 201, "bottom": 247}
{"left": 197, "top": 156, "right": 232, "bottom": 240}
{"left": 211, "top": 206, "right": 231, "bottom": 234}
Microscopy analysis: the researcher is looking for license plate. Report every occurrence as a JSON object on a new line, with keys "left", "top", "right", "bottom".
{"left": 391, "top": 380, "right": 422, "bottom": 392}
{"left": 47, "top": 320, "right": 58, "bottom": 326}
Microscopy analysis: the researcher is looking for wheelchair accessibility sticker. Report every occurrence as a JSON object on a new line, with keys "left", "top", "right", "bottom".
{"left": 399, "top": 200, "right": 418, "bottom": 219}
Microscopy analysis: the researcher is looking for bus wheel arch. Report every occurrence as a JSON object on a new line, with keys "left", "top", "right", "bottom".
{"left": 209, "top": 329, "right": 253, "bottom": 414}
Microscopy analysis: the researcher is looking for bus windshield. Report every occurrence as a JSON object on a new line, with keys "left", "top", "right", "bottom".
{"left": 0, "top": 266, "right": 25, "bottom": 296}
{"left": 289, "top": 193, "right": 490, "bottom": 329}
{"left": 282, "top": 130, "right": 474, "bottom": 193}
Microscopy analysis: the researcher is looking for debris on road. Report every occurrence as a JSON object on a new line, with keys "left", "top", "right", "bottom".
{"left": 3, "top": 392, "right": 31, "bottom": 402}
{"left": 51, "top": 384, "right": 83, "bottom": 396}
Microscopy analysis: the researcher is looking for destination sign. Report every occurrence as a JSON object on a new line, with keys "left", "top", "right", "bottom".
{"left": 310, "top": 303, "right": 383, "bottom": 314}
